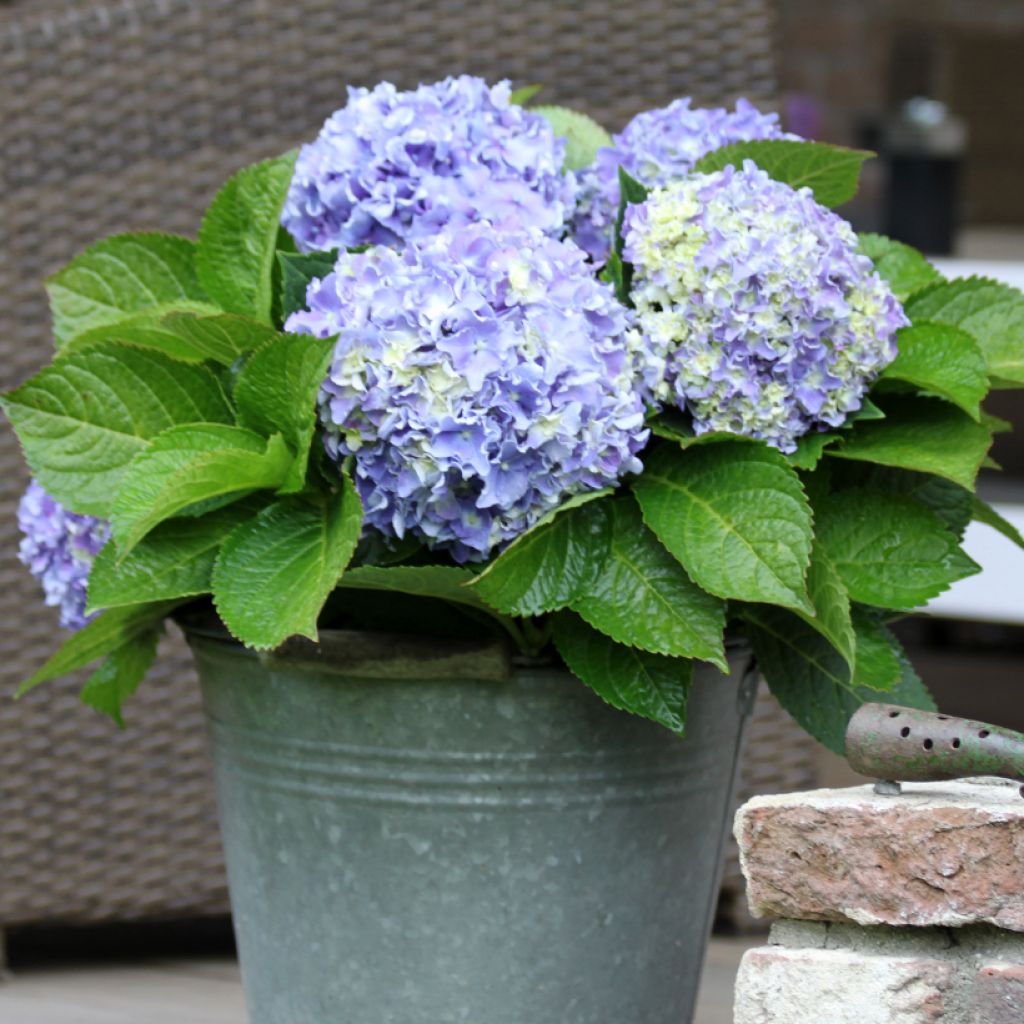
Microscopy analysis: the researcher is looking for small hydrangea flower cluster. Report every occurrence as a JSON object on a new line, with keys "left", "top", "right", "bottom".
{"left": 572, "top": 98, "right": 796, "bottom": 263}
{"left": 623, "top": 163, "right": 907, "bottom": 452}
{"left": 286, "top": 224, "right": 648, "bottom": 561}
{"left": 18, "top": 480, "right": 109, "bottom": 631}
{"left": 282, "top": 76, "right": 576, "bottom": 252}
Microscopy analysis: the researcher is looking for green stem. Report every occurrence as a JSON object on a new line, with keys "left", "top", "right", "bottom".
{"left": 446, "top": 603, "right": 532, "bottom": 654}
{"left": 518, "top": 616, "right": 552, "bottom": 658}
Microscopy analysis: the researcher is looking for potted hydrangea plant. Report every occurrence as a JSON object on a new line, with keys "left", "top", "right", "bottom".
{"left": 6, "top": 77, "right": 1024, "bottom": 1023}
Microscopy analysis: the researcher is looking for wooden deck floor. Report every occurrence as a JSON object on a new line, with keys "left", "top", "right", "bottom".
{"left": 0, "top": 938, "right": 754, "bottom": 1023}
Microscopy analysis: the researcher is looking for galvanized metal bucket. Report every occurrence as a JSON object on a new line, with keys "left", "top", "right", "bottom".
{"left": 189, "top": 624, "right": 757, "bottom": 1024}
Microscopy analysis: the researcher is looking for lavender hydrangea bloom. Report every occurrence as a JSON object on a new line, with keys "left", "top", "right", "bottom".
{"left": 286, "top": 224, "right": 649, "bottom": 561}
{"left": 282, "top": 76, "right": 577, "bottom": 252}
{"left": 572, "top": 98, "right": 797, "bottom": 263}
{"left": 623, "top": 163, "right": 908, "bottom": 452}
{"left": 18, "top": 480, "right": 109, "bottom": 630}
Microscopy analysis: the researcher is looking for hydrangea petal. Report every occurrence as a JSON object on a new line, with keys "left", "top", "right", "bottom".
{"left": 283, "top": 76, "right": 577, "bottom": 251}
{"left": 287, "top": 224, "right": 650, "bottom": 561}
{"left": 17, "top": 480, "right": 109, "bottom": 630}
{"left": 572, "top": 97, "right": 798, "bottom": 263}
{"left": 624, "top": 163, "right": 907, "bottom": 451}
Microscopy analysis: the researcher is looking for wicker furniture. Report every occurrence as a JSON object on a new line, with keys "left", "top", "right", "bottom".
{"left": 0, "top": 0, "right": 797, "bottom": 949}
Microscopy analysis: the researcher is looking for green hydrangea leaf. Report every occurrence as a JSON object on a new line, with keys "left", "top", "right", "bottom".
{"left": 851, "top": 610, "right": 902, "bottom": 691}
{"left": 848, "top": 397, "right": 887, "bottom": 423}
{"left": 351, "top": 531, "right": 423, "bottom": 568}
{"left": 111, "top": 425, "right": 293, "bottom": 554}
{"left": 46, "top": 233, "right": 217, "bottom": 347}
{"left": 552, "top": 612, "right": 694, "bottom": 736}
{"left": 693, "top": 140, "right": 873, "bottom": 208}
{"left": 568, "top": 497, "right": 727, "bottom": 668}
{"left": 340, "top": 564, "right": 479, "bottom": 608}
{"left": 17, "top": 600, "right": 181, "bottom": 696}
{"left": 157, "top": 312, "right": 279, "bottom": 366}
{"left": 831, "top": 464, "right": 974, "bottom": 539}
{"left": 785, "top": 431, "right": 839, "bottom": 470}
{"left": 905, "top": 277, "right": 1024, "bottom": 387}
{"left": 533, "top": 105, "right": 613, "bottom": 171}
{"left": 509, "top": 84, "right": 543, "bottom": 106}
{"left": 815, "top": 487, "right": 980, "bottom": 609}
{"left": 616, "top": 167, "right": 649, "bottom": 218}
{"left": 799, "top": 459, "right": 834, "bottom": 506}
{"left": 906, "top": 276, "right": 1022, "bottom": 320}
{"left": 881, "top": 322, "right": 988, "bottom": 420}
{"left": 278, "top": 250, "right": 339, "bottom": 324}
{"left": 827, "top": 395, "right": 992, "bottom": 491}
{"left": 907, "top": 277, "right": 1023, "bottom": 319}
{"left": 79, "top": 624, "right": 163, "bottom": 727}
{"left": 792, "top": 543, "right": 855, "bottom": 671}
{"left": 648, "top": 413, "right": 756, "bottom": 450}
{"left": 741, "top": 604, "right": 935, "bottom": 754}
{"left": 197, "top": 152, "right": 298, "bottom": 323}
{"left": 600, "top": 250, "right": 626, "bottom": 301}
{"left": 972, "top": 496, "right": 1024, "bottom": 552}
{"left": 648, "top": 414, "right": 697, "bottom": 446}
{"left": 655, "top": 416, "right": 847, "bottom": 468}
{"left": 212, "top": 478, "right": 362, "bottom": 649}
{"left": 900, "top": 477, "right": 973, "bottom": 538}
{"left": 785, "top": 399, "right": 887, "bottom": 473}
{"left": 858, "top": 233, "right": 942, "bottom": 299}
{"left": 633, "top": 442, "right": 814, "bottom": 614}
{"left": 87, "top": 500, "right": 263, "bottom": 611}
{"left": 2, "top": 345, "right": 233, "bottom": 517}
{"left": 336, "top": 565, "right": 522, "bottom": 643}
{"left": 60, "top": 318, "right": 206, "bottom": 363}
{"left": 469, "top": 490, "right": 613, "bottom": 616}
{"left": 983, "top": 411, "right": 1014, "bottom": 435}
{"left": 233, "top": 330, "right": 336, "bottom": 492}
{"left": 62, "top": 312, "right": 278, "bottom": 368}
{"left": 611, "top": 167, "right": 649, "bottom": 302}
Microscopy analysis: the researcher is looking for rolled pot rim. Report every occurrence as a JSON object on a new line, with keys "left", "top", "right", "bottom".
{"left": 175, "top": 604, "right": 750, "bottom": 682}
{"left": 177, "top": 604, "right": 516, "bottom": 680}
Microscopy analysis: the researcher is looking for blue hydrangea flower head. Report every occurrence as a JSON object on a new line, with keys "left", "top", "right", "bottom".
{"left": 623, "top": 162, "right": 908, "bottom": 451}
{"left": 18, "top": 480, "right": 109, "bottom": 630}
{"left": 286, "top": 224, "right": 650, "bottom": 561}
{"left": 572, "top": 97, "right": 797, "bottom": 263}
{"left": 282, "top": 76, "right": 577, "bottom": 251}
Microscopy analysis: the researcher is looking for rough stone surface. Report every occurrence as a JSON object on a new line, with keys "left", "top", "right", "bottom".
{"left": 735, "top": 779, "right": 1024, "bottom": 931}
{"left": 972, "top": 962, "right": 1024, "bottom": 1024}
{"left": 738, "top": 922, "right": 1024, "bottom": 1023}
{"left": 734, "top": 946, "right": 954, "bottom": 1024}
{"left": 768, "top": 918, "right": 829, "bottom": 950}
{"left": 770, "top": 920, "right": 956, "bottom": 956}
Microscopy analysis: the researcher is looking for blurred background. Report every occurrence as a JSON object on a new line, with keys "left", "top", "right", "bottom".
{"left": 771, "top": 0, "right": 1024, "bottom": 773}
{"left": 0, "top": 1, "right": 1021, "bottom": 1021}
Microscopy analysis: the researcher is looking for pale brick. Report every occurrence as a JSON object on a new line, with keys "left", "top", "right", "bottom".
{"left": 734, "top": 780, "right": 1024, "bottom": 931}
{"left": 972, "top": 962, "right": 1024, "bottom": 1024}
{"left": 734, "top": 946, "right": 953, "bottom": 1024}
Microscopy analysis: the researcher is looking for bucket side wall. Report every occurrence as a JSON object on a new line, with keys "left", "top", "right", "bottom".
{"left": 191, "top": 631, "right": 756, "bottom": 1024}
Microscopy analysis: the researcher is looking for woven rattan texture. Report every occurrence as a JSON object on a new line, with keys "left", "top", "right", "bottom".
{"left": 0, "top": 0, "right": 786, "bottom": 928}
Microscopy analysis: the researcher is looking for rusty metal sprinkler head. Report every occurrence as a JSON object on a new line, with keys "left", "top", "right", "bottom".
{"left": 845, "top": 704, "right": 1024, "bottom": 798}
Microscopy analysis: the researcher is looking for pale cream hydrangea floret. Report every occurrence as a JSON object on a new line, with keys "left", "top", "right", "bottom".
{"left": 623, "top": 165, "right": 907, "bottom": 450}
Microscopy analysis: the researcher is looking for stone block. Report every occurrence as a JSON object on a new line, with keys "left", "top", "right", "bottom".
{"left": 734, "top": 945, "right": 953, "bottom": 1024}
{"left": 734, "top": 780, "right": 1024, "bottom": 931}
{"left": 972, "top": 962, "right": 1024, "bottom": 1024}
